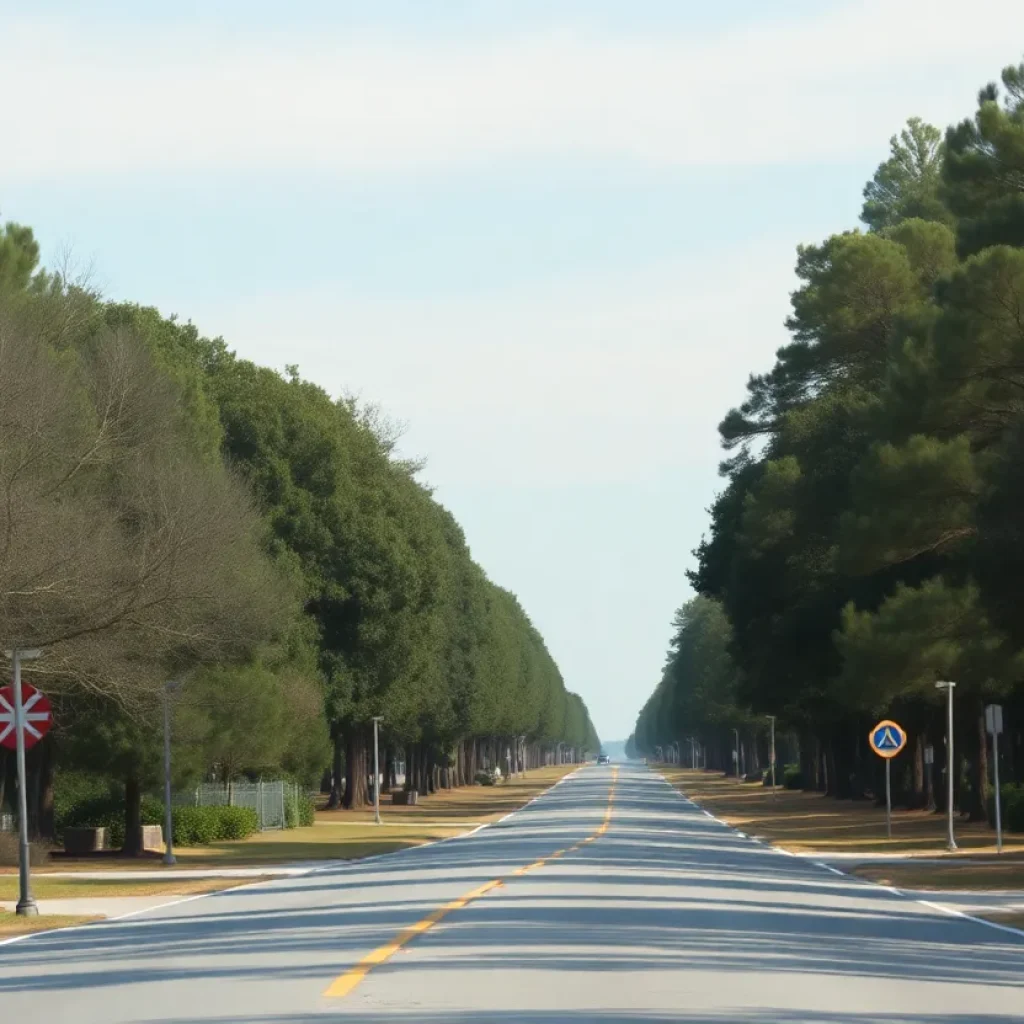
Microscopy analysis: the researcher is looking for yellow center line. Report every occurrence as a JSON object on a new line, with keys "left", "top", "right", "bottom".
{"left": 324, "top": 764, "right": 618, "bottom": 1000}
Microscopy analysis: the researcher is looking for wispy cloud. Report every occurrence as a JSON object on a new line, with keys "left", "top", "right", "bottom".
{"left": 4, "top": 0, "right": 1021, "bottom": 178}
{"left": 185, "top": 237, "right": 797, "bottom": 486}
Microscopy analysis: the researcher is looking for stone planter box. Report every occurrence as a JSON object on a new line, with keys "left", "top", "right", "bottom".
{"left": 138, "top": 825, "right": 164, "bottom": 851}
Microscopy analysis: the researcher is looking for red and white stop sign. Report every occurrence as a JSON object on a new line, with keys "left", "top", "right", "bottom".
{"left": 0, "top": 683, "right": 53, "bottom": 750}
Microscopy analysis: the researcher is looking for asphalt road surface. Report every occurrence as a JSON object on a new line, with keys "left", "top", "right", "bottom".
{"left": 2, "top": 763, "right": 1023, "bottom": 1023}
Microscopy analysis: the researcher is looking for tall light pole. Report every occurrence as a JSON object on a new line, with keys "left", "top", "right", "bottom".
{"left": 162, "top": 677, "right": 184, "bottom": 866}
{"left": 935, "top": 681, "right": 957, "bottom": 851}
{"left": 8, "top": 648, "right": 43, "bottom": 916}
{"left": 371, "top": 717, "right": 384, "bottom": 825}
{"left": 766, "top": 716, "right": 777, "bottom": 798}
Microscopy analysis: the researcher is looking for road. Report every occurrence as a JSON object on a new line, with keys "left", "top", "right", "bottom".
{"left": 2, "top": 763, "right": 1023, "bottom": 1023}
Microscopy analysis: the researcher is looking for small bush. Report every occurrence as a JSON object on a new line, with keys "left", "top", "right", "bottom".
{"left": 474, "top": 770, "right": 497, "bottom": 787}
{"left": 991, "top": 784, "right": 1024, "bottom": 833}
{"left": 285, "top": 791, "right": 316, "bottom": 829}
{"left": 783, "top": 764, "right": 803, "bottom": 790}
{"left": 171, "top": 806, "right": 258, "bottom": 845}
{"left": 0, "top": 830, "right": 49, "bottom": 867}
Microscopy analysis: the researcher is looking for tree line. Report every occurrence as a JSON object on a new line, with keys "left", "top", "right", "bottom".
{"left": 630, "top": 58, "right": 1024, "bottom": 823}
{"left": 0, "top": 217, "right": 599, "bottom": 849}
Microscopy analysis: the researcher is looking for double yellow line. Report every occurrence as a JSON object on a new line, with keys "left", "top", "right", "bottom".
{"left": 324, "top": 765, "right": 618, "bottom": 999}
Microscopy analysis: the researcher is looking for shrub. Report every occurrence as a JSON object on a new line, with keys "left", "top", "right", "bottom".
{"left": 171, "top": 806, "right": 258, "bottom": 845}
{"left": 474, "top": 770, "right": 496, "bottom": 787}
{"left": 285, "top": 791, "right": 316, "bottom": 829}
{"left": 783, "top": 764, "right": 803, "bottom": 790}
{"left": 52, "top": 772, "right": 117, "bottom": 832}
{"left": 990, "top": 783, "right": 1024, "bottom": 833}
{"left": 0, "top": 830, "right": 48, "bottom": 867}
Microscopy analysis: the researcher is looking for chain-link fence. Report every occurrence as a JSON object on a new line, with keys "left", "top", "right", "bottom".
{"left": 174, "top": 781, "right": 302, "bottom": 831}
{"left": 0, "top": 811, "right": 13, "bottom": 832}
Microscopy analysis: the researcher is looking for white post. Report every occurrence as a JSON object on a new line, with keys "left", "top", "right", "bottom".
{"left": 162, "top": 682, "right": 176, "bottom": 865}
{"left": 936, "top": 681, "right": 957, "bottom": 851}
{"left": 372, "top": 717, "right": 383, "bottom": 825}
{"left": 987, "top": 704, "right": 1004, "bottom": 855}
{"left": 993, "top": 726, "right": 1002, "bottom": 855}
{"left": 885, "top": 759, "right": 892, "bottom": 839}
{"left": 12, "top": 649, "right": 38, "bottom": 917}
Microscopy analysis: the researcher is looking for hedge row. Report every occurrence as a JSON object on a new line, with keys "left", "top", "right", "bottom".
{"left": 57, "top": 796, "right": 258, "bottom": 848}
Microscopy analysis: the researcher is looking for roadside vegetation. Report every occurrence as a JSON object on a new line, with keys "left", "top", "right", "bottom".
{"left": 630, "top": 58, "right": 1024, "bottom": 837}
{"left": 0, "top": 210, "right": 599, "bottom": 863}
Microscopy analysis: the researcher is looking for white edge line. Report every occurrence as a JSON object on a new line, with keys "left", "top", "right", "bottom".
{"left": 108, "top": 892, "right": 212, "bottom": 922}
{"left": 917, "top": 897, "right": 1024, "bottom": 942}
{"left": 2, "top": 769, "right": 576, "bottom": 948}
{"left": 814, "top": 861, "right": 847, "bottom": 877}
{"left": 635, "top": 766, "right": 1024, "bottom": 946}
{"left": 0, "top": 919, "right": 105, "bottom": 949}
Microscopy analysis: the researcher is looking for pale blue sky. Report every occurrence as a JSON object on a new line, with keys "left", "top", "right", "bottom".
{"left": 3, "top": 1, "right": 1022, "bottom": 739}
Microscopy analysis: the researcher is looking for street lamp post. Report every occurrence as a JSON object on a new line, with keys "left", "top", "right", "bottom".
{"left": 371, "top": 717, "right": 384, "bottom": 825}
{"left": 935, "top": 681, "right": 957, "bottom": 851}
{"left": 8, "top": 648, "right": 43, "bottom": 916}
{"left": 766, "top": 716, "right": 777, "bottom": 798}
{"left": 162, "top": 678, "right": 184, "bottom": 866}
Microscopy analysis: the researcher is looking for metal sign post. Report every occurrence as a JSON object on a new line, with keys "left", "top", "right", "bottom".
{"left": 4, "top": 649, "right": 46, "bottom": 916}
{"left": 986, "top": 704, "right": 1004, "bottom": 854}
{"left": 869, "top": 720, "right": 907, "bottom": 842}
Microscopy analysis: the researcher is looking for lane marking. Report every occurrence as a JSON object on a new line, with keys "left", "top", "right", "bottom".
{"left": 915, "top": 898, "right": 1024, "bottom": 942}
{"left": 324, "top": 765, "right": 618, "bottom": 1000}
{"left": 813, "top": 861, "right": 847, "bottom": 877}
{"left": 656, "top": 768, "right": 1024, "bottom": 945}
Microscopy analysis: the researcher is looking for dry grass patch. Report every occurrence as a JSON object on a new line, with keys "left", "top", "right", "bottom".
{"left": 0, "top": 876, "right": 267, "bottom": 901}
{"left": 853, "top": 859, "right": 1024, "bottom": 891}
{"left": 660, "top": 767, "right": 1024, "bottom": 855}
{"left": 0, "top": 910, "right": 102, "bottom": 937}
{"left": 0, "top": 767, "right": 580, "bottom": 874}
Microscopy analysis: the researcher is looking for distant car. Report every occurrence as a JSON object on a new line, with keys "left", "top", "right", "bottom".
{"left": 597, "top": 754, "right": 611, "bottom": 765}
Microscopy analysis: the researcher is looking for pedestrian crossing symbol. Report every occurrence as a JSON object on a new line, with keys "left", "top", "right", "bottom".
{"left": 869, "top": 720, "right": 907, "bottom": 759}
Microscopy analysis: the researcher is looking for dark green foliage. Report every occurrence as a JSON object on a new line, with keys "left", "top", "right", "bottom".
{"left": 56, "top": 792, "right": 163, "bottom": 849}
{"left": 170, "top": 806, "right": 259, "bottom": 845}
{"left": 633, "top": 58, "right": 1024, "bottom": 825}
{"left": 2, "top": 188, "right": 598, "bottom": 834}
{"left": 285, "top": 791, "right": 316, "bottom": 828}
{"left": 783, "top": 765, "right": 803, "bottom": 791}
